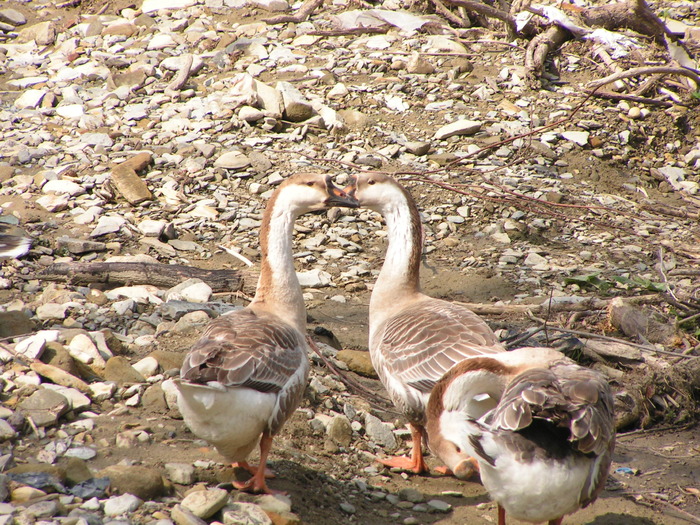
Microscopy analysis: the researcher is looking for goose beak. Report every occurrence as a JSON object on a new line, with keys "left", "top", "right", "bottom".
{"left": 453, "top": 458, "right": 479, "bottom": 480}
{"left": 325, "top": 177, "right": 359, "bottom": 208}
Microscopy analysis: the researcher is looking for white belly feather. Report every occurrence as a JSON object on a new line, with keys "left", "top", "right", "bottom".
{"left": 176, "top": 381, "right": 277, "bottom": 462}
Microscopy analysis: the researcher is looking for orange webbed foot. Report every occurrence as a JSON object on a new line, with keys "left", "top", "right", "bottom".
{"left": 232, "top": 461, "right": 276, "bottom": 479}
{"left": 377, "top": 454, "right": 429, "bottom": 475}
{"left": 231, "top": 477, "right": 286, "bottom": 495}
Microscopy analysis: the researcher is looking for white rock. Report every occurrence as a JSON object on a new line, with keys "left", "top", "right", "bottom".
{"left": 80, "top": 132, "right": 113, "bottom": 147}
{"left": 14, "top": 330, "right": 60, "bottom": 360}
{"left": 42, "top": 179, "right": 85, "bottom": 196}
{"left": 36, "top": 194, "right": 69, "bottom": 212}
{"left": 181, "top": 488, "right": 229, "bottom": 519}
{"left": 141, "top": 0, "right": 196, "bottom": 13}
{"left": 132, "top": 356, "right": 159, "bottom": 378}
{"left": 43, "top": 384, "right": 91, "bottom": 411}
{"left": 69, "top": 334, "right": 106, "bottom": 367}
{"left": 327, "top": 83, "right": 348, "bottom": 99}
{"left": 239, "top": 105, "right": 264, "bottom": 122}
{"left": 14, "top": 89, "right": 46, "bottom": 109}
{"left": 89, "top": 381, "right": 117, "bottom": 401}
{"left": 214, "top": 151, "right": 251, "bottom": 169}
{"left": 426, "top": 35, "right": 468, "bottom": 54}
{"left": 36, "top": 303, "right": 69, "bottom": 320}
{"left": 222, "top": 502, "right": 273, "bottom": 524}
{"left": 90, "top": 215, "right": 126, "bottom": 237}
{"left": 297, "top": 269, "right": 332, "bottom": 288}
{"left": 180, "top": 282, "right": 212, "bottom": 303}
{"left": 165, "top": 463, "right": 195, "bottom": 485}
{"left": 251, "top": 0, "right": 288, "bottom": 11}
{"left": 277, "top": 81, "right": 314, "bottom": 122}
{"left": 104, "top": 494, "right": 143, "bottom": 516}
{"left": 560, "top": 131, "right": 590, "bottom": 146}
{"left": 255, "top": 80, "right": 283, "bottom": 118}
{"left": 55, "top": 104, "right": 85, "bottom": 119}
{"left": 434, "top": 120, "right": 482, "bottom": 140}
{"left": 138, "top": 219, "right": 166, "bottom": 237}
{"left": 523, "top": 252, "right": 548, "bottom": 266}
{"left": 147, "top": 33, "right": 177, "bottom": 50}
{"left": 106, "top": 285, "right": 162, "bottom": 304}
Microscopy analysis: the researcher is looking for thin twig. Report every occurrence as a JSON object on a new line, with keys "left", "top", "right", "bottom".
{"left": 263, "top": 0, "right": 323, "bottom": 24}
{"left": 537, "top": 324, "right": 694, "bottom": 358}
{"left": 587, "top": 66, "right": 700, "bottom": 92}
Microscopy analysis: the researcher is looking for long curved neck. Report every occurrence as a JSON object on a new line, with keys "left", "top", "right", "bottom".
{"left": 250, "top": 192, "right": 306, "bottom": 332}
{"left": 369, "top": 185, "right": 423, "bottom": 328}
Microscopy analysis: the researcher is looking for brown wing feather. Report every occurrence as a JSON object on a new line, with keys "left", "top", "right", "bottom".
{"left": 181, "top": 309, "right": 307, "bottom": 394}
{"left": 490, "top": 362, "right": 614, "bottom": 454}
{"left": 377, "top": 299, "right": 505, "bottom": 395}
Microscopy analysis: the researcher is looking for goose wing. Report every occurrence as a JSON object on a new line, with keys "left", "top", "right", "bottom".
{"left": 376, "top": 300, "right": 505, "bottom": 395}
{"left": 180, "top": 308, "right": 309, "bottom": 433}
{"left": 472, "top": 361, "right": 615, "bottom": 505}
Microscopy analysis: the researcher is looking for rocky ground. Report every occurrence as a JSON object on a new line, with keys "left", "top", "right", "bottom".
{"left": 1, "top": 0, "right": 700, "bottom": 524}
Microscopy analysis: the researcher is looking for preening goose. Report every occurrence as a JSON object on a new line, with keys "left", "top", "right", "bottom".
{"left": 426, "top": 347, "right": 615, "bottom": 525}
{"left": 346, "top": 173, "right": 506, "bottom": 474}
{"left": 175, "top": 173, "right": 358, "bottom": 494}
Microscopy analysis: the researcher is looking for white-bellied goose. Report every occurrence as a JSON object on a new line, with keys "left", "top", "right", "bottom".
{"left": 427, "top": 347, "right": 615, "bottom": 525}
{"left": 175, "top": 173, "right": 358, "bottom": 494}
{"left": 346, "top": 173, "right": 506, "bottom": 474}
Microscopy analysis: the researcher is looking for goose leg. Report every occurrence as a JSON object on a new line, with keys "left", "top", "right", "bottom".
{"left": 232, "top": 433, "right": 285, "bottom": 494}
{"left": 377, "top": 424, "right": 429, "bottom": 474}
{"left": 498, "top": 505, "right": 506, "bottom": 525}
{"left": 232, "top": 461, "right": 275, "bottom": 479}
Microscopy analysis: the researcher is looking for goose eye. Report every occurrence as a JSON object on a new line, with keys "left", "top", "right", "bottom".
{"left": 367, "top": 179, "right": 376, "bottom": 185}
{"left": 306, "top": 181, "right": 315, "bottom": 187}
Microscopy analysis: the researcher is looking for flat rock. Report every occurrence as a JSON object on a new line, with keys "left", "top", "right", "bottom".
{"left": 181, "top": 488, "right": 229, "bottom": 519}
{"left": 104, "top": 493, "right": 143, "bottom": 516}
{"left": 17, "top": 389, "right": 70, "bottom": 428}
{"left": 434, "top": 120, "right": 482, "bottom": 140}
{"left": 364, "top": 413, "right": 397, "bottom": 451}
{"left": 104, "top": 356, "right": 147, "bottom": 384}
{"left": 277, "top": 81, "right": 314, "bottom": 122}
{"left": 98, "top": 465, "right": 165, "bottom": 499}
{"left": 335, "top": 350, "right": 377, "bottom": 378}
{"left": 0, "top": 8, "right": 26, "bottom": 26}
{"left": 142, "top": 0, "right": 197, "bottom": 12}
{"left": 110, "top": 165, "right": 153, "bottom": 205}
{"left": 56, "top": 237, "right": 107, "bottom": 254}
{"left": 214, "top": 151, "right": 251, "bottom": 170}
{"left": 222, "top": 502, "right": 273, "bottom": 525}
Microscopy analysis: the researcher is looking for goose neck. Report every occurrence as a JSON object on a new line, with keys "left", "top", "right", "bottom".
{"left": 251, "top": 197, "right": 306, "bottom": 332}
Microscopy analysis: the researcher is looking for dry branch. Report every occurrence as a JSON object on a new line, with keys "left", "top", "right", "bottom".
{"left": 264, "top": 0, "right": 323, "bottom": 24}
{"left": 440, "top": 0, "right": 516, "bottom": 34}
{"left": 37, "top": 262, "right": 247, "bottom": 293}
{"left": 525, "top": 25, "right": 570, "bottom": 85}
{"left": 587, "top": 66, "right": 700, "bottom": 92}
{"left": 579, "top": 0, "right": 671, "bottom": 44}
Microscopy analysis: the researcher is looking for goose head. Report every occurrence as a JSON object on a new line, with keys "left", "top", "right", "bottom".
{"left": 343, "top": 173, "right": 407, "bottom": 214}
{"left": 276, "top": 173, "right": 359, "bottom": 214}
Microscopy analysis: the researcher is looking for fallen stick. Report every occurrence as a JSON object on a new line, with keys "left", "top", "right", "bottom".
{"left": 37, "top": 262, "right": 247, "bottom": 293}
{"left": 164, "top": 54, "right": 193, "bottom": 98}
{"left": 587, "top": 66, "right": 700, "bottom": 92}
{"left": 263, "top": 0, "right": 323, "bottom": 24}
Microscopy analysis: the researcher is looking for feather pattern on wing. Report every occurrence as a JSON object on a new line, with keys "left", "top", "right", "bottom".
{"left": 472, "top": 360, "right": 615, "bottom": 508}
{"left": 372, "top": 298, "right": 505, "bottom": 423}
{"left": 180, "top": 308, "right": 309, "bottom": 434}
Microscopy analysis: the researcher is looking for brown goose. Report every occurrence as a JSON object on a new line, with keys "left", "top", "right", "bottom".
{"left": 426, "top": 347, "right": 615, "bottom": 525}
{"left": 346, "top": 173, "right": 506, "bottom": 474}
{"left": 175, "top": 173, "right": 358, "bottom": 494}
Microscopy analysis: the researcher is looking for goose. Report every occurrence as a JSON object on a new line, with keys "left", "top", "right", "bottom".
{"left": 346, "top": 173, "right": 506, "bottom": 474}
{"left": 175, "top": 173, "right": 358, "bottom": 494}
{"left": 0, "top": 224, "right": 31, "bottom": 259}
{"left": 426, "top": 347, "right": 615, "bottom": 525}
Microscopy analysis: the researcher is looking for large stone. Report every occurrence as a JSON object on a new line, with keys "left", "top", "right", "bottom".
{"left": 277, "top": 81, "right": 313, "bottom": 122}
{"left": 335, "top": 350, "right": 377, "bottom": 378}
{"left": 17, "top": 389, "right": 70, "bottom": 427}
{"left": 110, "top": 165, "right": 153, "bottom": 205}
{"left": 326, "top": 415, "right": 353, "bottom": 446}
{"left": 434, "top": 120, "right": 482, "bottom": 140}
{"left": 363, "top": 413, "right": 397, "bottom": 451}
{"left": 181, "top": 488, "right": 229, "bottom": 519}
{"left": 222, "top": 502, "right": 272, "bottom": 525}
{"left": 98, "top": 465, "right": 165, "bottom": 499}
{"left": 104, "top": 356, "right": 146, "bottom": 385}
